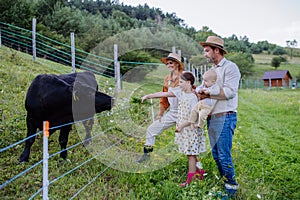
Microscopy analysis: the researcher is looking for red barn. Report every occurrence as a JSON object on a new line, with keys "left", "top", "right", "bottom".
{"left": 262, "top": 70, "right": 292, "bottom": 87}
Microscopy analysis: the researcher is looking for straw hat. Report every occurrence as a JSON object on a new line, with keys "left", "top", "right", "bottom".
{"left": 161, "top": 53, "right": 184, "bottom": 70}
{"left": 200, "top": 36, "right": 227, "bottom": 54}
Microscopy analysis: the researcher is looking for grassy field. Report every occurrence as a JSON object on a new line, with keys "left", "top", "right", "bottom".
{"left": 251, "top": 53, "right": 300, "bottom": 79}
{"left": 1, "top": 46, "right": 300, "bottom": 199}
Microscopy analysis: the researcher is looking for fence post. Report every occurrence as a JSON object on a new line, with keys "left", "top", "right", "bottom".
{"left": 239, "top": 79, "right": 242, "bottom": 89}
{"left": 172, "top": 46, "right": 176, "bottom": 53}
{"left": 116, "top": 61, "right": 121, "bottom": 92}
{"left": 43, "top": 121, "right": 49, "bottom": 200}
{"left": 114, "top": 44, "right": 121, "bottom": 91}
{"left": 71, "top": 32, "right": 75, "bottom": 73}
{"left": 194, "top": 67, "right": 198, "bottom": 84}
{"left": 177, "top": 49, "right": 181, "bottom": 58}
{"left": 32, "top": 18, "right": 36, "bottom": 61}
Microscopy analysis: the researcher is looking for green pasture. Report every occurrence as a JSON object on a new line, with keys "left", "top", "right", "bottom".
{"left": 0, "top": 47, "right": 300, "bottom": 199}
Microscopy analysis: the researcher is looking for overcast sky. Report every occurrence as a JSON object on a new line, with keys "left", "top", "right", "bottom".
{"left": 119, "top": 0, "right": 300, "bottom": 47}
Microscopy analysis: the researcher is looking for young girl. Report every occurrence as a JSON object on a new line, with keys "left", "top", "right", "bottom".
{"left": 142, "top": 72, "right": 206, "bottom": 187}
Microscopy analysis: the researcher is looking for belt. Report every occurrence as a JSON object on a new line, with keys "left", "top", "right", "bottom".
{"left": 208, "top": 111, "right": 235, "bottom": 119}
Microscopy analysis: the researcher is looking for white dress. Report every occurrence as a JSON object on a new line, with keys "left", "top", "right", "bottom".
{"left": 171, "top": 88, "right": 207, "bottom": 155}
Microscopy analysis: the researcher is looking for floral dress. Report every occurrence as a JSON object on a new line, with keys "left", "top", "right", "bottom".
{"left": 171, "top": 87, "right": 207, "bottom": 155}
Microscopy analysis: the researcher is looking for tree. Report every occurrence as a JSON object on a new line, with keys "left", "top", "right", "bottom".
{"left": 35, "top": 0, "right": 66, "bottom": 23}
{"left": 286, "top": 39, "right": 298, "bottom": 59}
{"left": 0, "top": 0, "right": 34, "bottom": 29}
{"left": 224, "top": 35, "right": 251, "bottom": 54}
{"left": 225, "top": 52, "right": 254, "bottom": 78}
{"left": 250, "top": 43, "right": 262, "bottom": 54}
{"left": 272, "top": 46, "right": 287, "bottom": 55}
{"left": 194, "top": 26, "right": 216, "bottom": 43}
{"left": 271, "top": 57, "right": 282, "bottom": 69}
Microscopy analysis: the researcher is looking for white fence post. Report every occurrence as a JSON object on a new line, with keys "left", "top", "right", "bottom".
{"left": 71, "top": 32, "right": 75, "bottom": 73}
{"left": 240, "top": 79, "right": 243, "bottom": 89}
{"left": 116, "top": 61, "right": 121, "bottom": 91}
{"left": 195, "top": 67, "right": 199, "bottom": 84}
{"left": 114, "top": 44, "right": 121, "bottom": 91}
{"left": 177, "top": 50, "right": 181, "bottom": 59}
{"left": 172, "top": 46, "right": 176, "bottom": 53}
{"left": 32, "top": 18, "right": 36, "bottom": 61}
{"left": 43, "top": 121, "right": 49, "bottom": 200}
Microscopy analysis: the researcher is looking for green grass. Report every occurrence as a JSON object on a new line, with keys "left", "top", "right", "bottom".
{"left": 253, "top": 52, "right": 300, "bottom": 65}
{"left": 1, "top": 46, "right": 300, "bottom": 199}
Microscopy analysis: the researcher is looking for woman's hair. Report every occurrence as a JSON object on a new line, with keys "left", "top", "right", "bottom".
{"left": 180, "top": 71, "right": 195, "bottom": 86}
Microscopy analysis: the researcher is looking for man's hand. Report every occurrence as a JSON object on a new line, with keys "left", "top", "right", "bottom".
{"left": 195, "top": 88, "right": 210, "bottom": 100}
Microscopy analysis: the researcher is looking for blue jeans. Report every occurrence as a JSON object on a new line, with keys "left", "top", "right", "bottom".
{"left": 207, "top": 112, "right": 237, "bottom": 186}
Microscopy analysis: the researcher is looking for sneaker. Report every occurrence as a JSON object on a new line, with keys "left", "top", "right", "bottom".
{"left": 136, "top": 153, "right": 150, "bottom": 163}
{"left": 224, "top": 183, "right": 239, "bottom": 198}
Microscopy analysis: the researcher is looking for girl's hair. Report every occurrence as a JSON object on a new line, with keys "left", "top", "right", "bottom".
{"left": 180, "top": 72, "right": 195, "bottom": 86}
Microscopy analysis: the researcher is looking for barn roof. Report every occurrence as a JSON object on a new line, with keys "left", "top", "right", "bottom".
{"left": 262, "top": 70, "right": 292, "bottom": 80}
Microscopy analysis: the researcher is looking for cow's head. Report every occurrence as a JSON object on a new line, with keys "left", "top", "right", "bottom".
{"left": 71, "top": 81, "right": 113, "bottom": 118}
{"left": 95, "top": 91, "right": 114, "bottom": 113}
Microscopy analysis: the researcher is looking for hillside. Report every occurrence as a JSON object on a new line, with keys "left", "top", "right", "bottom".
{"left": 252, "top": 53, "right": 300, "bottom": 80}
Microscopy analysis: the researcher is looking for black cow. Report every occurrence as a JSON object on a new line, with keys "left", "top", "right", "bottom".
{"left": 19, "top": 71, "right": 114, "bottom": 162}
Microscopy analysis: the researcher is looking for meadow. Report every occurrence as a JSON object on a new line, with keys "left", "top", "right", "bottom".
{"left": 0, "top": 46, "right": 300, "bottom": 199}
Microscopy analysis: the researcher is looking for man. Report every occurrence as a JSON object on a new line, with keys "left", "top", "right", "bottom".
{"left": 199, "top": 36, "right": 241, "bottom": 196}
{"left": 137, "top": 53, "right": 184, "bottom": 163}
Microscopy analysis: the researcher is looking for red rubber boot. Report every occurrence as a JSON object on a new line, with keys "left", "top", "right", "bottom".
{"left": 180, "top": 172, "right": 195, "bottom": 187}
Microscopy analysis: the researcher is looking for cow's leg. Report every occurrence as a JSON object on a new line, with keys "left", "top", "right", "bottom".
{"left": 58, "top": 125, "right": 72, "bottom": 160}
{"left": 83, "top": 119, "right": 94, "bottom": 146}
{"left": 19, "top": 115, "right": 38, "bottom": 162}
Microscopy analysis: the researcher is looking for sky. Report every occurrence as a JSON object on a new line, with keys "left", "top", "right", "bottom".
{"left": 119, "top": 0, "right": 300, "bottom": 47}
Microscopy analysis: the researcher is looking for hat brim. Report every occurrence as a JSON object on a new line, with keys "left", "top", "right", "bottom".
{"left": 199, "top": 42, "right": 227, "bottom": 54}
{"left": 161, "top": 57, "right": 184, "bottom": 70}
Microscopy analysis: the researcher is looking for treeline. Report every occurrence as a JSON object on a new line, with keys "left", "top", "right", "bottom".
{"left": 0, "top": 0, "right": 288, "bottom": 54}
{"left": 0, "top": 0, "right": 292, "bottom": 79}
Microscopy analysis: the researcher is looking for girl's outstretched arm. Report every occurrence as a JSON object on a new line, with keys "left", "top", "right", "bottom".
{"left": 142, "top": 91, "right": 175, "bottom": 103}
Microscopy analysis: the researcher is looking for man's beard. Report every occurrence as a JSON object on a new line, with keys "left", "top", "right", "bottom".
{"left": 206, "top": 57, "right": 214, "bottom": 64}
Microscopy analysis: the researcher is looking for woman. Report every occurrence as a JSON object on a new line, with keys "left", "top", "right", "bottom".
{"left": 136, "top": 53, "right": 184, "bottom": 163}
